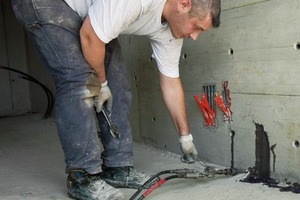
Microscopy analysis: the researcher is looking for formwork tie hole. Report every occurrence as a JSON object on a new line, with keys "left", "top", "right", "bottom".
{"left": 292, "top": 140, "right": 299, "bottom": 148}
{"left": 293, "top": 42, "right": 300, "bottom": 51}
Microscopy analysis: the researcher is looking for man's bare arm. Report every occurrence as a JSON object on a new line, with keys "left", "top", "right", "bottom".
{"left": 80, "top": 16, "right": 106, "bottom": 83}
{"left": 159, "top": 72, "right": 190, "bottom": 136}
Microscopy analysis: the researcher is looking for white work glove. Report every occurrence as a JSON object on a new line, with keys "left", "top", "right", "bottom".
{"left": 179, "top": 133, "right": 198, "bottom": 164}
{"left": 94, "top": 80, "right": 113, "bottom": 113}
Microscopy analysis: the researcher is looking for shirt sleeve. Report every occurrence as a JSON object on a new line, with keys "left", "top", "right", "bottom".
{"left": 88, "top": 0, "right": 140, "bottom": 43}
{"left": 150, "top": 38, "right": 183, "bottom": 78}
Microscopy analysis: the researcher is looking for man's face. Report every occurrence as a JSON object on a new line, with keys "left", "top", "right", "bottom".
{"left": 168, "top": 10, "right": 213, "bottom": 40}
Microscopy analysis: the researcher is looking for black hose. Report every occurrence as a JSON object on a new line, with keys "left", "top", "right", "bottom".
{"left": 129, "top": 170, "right": 175, "bottom": 200}
{"left": 130, "top": 167, "right": 242, "bottom": 200}
{"left": 20, "top": 75, "right": 53, "bottom": 118}
{"left": 137, "top": 175, "right": 179, "bottom": 200}
{"left": 0, "top": 65, "right": 54, "bottom": 119}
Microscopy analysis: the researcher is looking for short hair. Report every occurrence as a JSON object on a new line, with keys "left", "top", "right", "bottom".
{"left": 189, "top": 0, "right": 221, "bottom": 27}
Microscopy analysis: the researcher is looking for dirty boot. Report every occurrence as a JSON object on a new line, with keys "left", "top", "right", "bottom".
{"left": 100, "top": 166, "right": 154, "bottom": 189}
{"left": 67, "top": 169, "right": 125, "bottom": 200}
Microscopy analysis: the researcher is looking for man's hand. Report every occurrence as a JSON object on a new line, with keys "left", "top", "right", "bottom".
{"left": 179, "top": 134, "right": 198, "bottom": 164}
{"left": 94, "top": 80, "right": 113, "bottom": 112}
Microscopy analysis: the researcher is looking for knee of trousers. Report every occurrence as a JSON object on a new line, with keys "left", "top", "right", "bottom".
{"left": 55, "top": 73, "right": 100, "bottom": 107}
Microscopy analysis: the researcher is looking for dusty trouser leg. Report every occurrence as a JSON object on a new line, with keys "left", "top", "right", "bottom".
{"left": 96, "top": 46, "right": 153, "bottom": 189}
{"left": 97, "top": 39, "right": 133, "bottom": 167}
{"left": 12, "top": 0, "right": 102, "bottom": 174}
{"left": 55, "top": 76, "right": 102, "bottom": 174}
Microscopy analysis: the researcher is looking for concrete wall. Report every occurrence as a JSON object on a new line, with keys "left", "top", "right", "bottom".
{"left": 0, "top": 0, "right": 31, "bottom": 116}
{"left": 120, "top": 0, "right": 300, "bottom": 182}
{"left": 0, "top": 0, "right": 55, "bottom": 117}
{"left": 1, "top": 0, "right": 299, "bottom": 183}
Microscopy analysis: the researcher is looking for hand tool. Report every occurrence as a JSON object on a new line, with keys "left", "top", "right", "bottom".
{"left": 102, "top": 107, "right": 120, "bottom": 138}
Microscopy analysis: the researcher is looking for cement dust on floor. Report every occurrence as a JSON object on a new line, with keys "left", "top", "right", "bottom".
{"left": 0, "top": 114, "right": 298, "bottom": 200}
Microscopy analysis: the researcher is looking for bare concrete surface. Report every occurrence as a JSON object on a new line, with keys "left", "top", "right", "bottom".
{"left": 0, "top": 114, "right": 299, "bottom": 200}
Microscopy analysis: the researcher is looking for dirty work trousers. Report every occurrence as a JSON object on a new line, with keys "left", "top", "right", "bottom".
{"left": 11, "top": 0, "right": 133, "bottom": 174}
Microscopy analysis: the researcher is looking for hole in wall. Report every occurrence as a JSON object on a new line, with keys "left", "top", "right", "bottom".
{"left": 230, "top": 130, "right": 235, "bottom": 137}
{"left": 294, "top": 42, "right": 300, "bottom": 51}
{"left": 149, "top": 56, "right": 153, "bottom": 62}
{"left": 182, "top": 53, "right": 187, "bottom": 59}
{"left": 292, "top": 140, "right": 299, "bottom": 148}
{"left": 152, "top": 117, "right": 156, "bottom": 122}
{"left": 228, "top": 48, "right": 234, "bottom": 55}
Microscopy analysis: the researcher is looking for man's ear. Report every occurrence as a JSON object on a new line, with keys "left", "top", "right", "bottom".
{"left": 178, "top": 0, "right": 192, "bottom": 12}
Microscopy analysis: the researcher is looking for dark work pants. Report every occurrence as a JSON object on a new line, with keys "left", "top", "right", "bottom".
{"left": 11, "top": 0, "right": 133, "bottom": 174}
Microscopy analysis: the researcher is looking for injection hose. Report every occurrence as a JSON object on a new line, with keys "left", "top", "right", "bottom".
{"left": 137, "top": 175, "right": 178, "bottom": 200}
{"left": 130, "top": 167, "right": 242, "bottom": 200}
{"left": 129, "top": 170, "right": 175, "bottom": 200}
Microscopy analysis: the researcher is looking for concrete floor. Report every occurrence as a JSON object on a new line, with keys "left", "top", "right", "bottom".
{"left": 0, "top": 114, "right": 299, "bottom": 200}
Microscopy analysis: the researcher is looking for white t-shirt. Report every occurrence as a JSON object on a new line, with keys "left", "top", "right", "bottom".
{"left": 64, "top": 0, "right": 93, "bottom": 19}
{"left": 65, "top": 0, "right": 183, "bottom": 78}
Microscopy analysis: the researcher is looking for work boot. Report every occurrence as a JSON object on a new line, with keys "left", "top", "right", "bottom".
{"left": 67, "top": 169, "right": 125, "bottom": 200}
{"left": 100, "top": 166, "right": 153, "bottom": 189}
